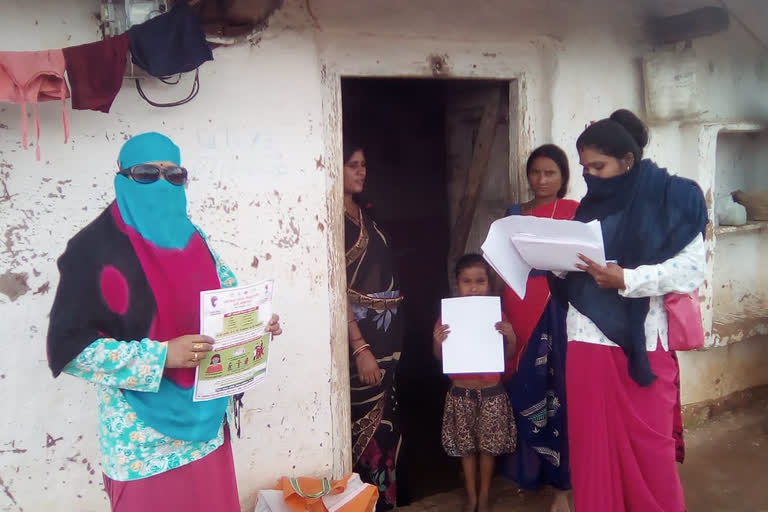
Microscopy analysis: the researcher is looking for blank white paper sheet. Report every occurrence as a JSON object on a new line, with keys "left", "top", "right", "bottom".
{"left": 440, "top": 296, "right": 504, "bottom": 374}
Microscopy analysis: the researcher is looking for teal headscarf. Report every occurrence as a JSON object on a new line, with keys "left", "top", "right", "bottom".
{"left": 115, "top": 132, "right": 195, "bottom": 249}
{"left": 118, "top": 131, "right": 181, "bottom": 168}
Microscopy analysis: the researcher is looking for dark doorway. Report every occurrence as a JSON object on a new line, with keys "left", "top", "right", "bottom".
{"left": 341, "top": 77, "right": 512, "bottom": 504}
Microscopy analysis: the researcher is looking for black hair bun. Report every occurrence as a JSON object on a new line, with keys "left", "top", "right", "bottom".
{"left": 610, "top": 109, "right": 648, "bottom": 149}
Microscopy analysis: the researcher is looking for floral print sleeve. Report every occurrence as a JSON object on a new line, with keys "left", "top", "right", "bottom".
{"left": 63, "top": 338, "right": 167, "bottom": 392}
{"left": 619, "top": 236, "right": 705, "bottom": 298}
{"left": 569, "top": 235, "right": 706, "bottom": 351}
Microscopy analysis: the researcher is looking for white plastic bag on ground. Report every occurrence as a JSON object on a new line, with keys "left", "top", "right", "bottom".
{"left": 254, "top": 490, "right": 293, "bottom": 512}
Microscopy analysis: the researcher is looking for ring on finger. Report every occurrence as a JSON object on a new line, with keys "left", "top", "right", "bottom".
{"left": 193, "top": 352, "right": 198, "bottom": 361}
{"left": 193, "top": 343, "right": 203, "bottom": 350}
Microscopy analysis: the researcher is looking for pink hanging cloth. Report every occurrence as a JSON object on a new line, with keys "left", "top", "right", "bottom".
{"left": 0, "top": 50, "right": 70, "bottom": 160}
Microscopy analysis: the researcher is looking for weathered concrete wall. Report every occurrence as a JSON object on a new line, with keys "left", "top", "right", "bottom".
{"left": 640, "top": 23, "right": 768, "bottom": 404}
{"left": 317, "top": 18, "right": 768, "bottom": 408}
{"left": 0, "top": 1, "right": 346, "bottom": 511}
{"left": 2, "top": 0, "right": 768, "bottom": 510}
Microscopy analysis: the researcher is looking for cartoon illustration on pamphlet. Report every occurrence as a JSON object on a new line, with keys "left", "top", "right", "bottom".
{"left": 197, "top": 332, "right": 271, "bottom": 381}
{"left": 205, "top": 354, "right": 223, "bottom": 374}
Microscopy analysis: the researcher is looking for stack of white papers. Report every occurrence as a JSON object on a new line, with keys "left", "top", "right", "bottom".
{"left": 481, "top": 216, "right": 605, "bottom": 298}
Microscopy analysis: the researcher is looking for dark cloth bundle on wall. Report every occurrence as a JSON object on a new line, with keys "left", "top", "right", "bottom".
{"left": 63, "top": 34, "right": 130, "bottom": 113}
{"left": 128, "top": 2, "right": 213, "bottom": 77}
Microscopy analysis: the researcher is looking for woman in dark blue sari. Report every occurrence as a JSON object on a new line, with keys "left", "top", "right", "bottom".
{"left": 499, "top": 145, "right": 579, "bottom": 512}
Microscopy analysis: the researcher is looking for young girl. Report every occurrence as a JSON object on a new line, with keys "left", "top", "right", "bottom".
{"left": 434, "top": 254, "right": 517, "bottom": 512}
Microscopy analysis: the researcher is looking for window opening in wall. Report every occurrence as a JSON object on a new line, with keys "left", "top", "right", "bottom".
{"left": 711, "top": 128, "right": 768, "bottom": 346}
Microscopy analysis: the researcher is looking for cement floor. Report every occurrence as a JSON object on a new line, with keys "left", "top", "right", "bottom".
{"left": 398, "top": 401, "right": 768, "bottom": 511}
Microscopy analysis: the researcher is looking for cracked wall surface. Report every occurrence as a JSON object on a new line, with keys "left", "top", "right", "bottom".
{"left": 1, "top": 0, "right": 768, "bottom": 511}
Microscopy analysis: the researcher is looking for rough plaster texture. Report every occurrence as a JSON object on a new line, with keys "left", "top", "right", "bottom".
{"left": 1, "top": 0, "right": 768, "bottom": 510}
{"left": 0, "top": 2, "right": 342, "bottom": 511}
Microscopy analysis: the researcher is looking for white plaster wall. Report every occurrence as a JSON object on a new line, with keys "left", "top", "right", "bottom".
{"left": 644, "top": 25, "right": 768, "bottom": 403}
{"left": 319, "top": 24, "right": 768, "bottom": 413}
{"left": 0, "top": 2, "right": 343, "bottom": 511}
{"left": 2, "top": 1, "right": 768, "bottom": 510}
{"left": 678, "top": 337, "right": 768, "bottom": 405}
{"left": 548, "top": 21, "right": 768, "bottom": 405}
{"left": 274, "top": 0, "right": 768, "bottom": 435}
{"left": 549, "top": 31, "right": 646, "bottom": 201}
{"left": 691, "top": 28, "right": 768, "bottom": 122}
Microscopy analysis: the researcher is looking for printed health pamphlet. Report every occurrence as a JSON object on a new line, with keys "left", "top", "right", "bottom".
{"left": 193, "top": 280, "right": 275, "bottom": 401}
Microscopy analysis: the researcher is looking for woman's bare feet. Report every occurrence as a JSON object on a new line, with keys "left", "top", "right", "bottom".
{"left": 550, "top": 489, "right": 571, "bottom": 512}
{"left": 463, "top": 496, "right": 478, "bottom": 512}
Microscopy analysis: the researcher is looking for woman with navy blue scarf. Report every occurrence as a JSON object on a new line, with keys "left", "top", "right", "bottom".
{"left": 47, "top": 132, "right": 282, "bottom": 511}
{"left": 550, "top": 110, "right": 707, "bottom": 512}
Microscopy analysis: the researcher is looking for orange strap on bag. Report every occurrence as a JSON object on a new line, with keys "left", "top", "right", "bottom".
{"left": 278, "top": 474, "right": 378, "bottom": 512}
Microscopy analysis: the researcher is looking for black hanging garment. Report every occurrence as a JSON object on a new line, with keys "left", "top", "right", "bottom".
{"left": 128, "top": 2, "right": 213, "bottom": 107}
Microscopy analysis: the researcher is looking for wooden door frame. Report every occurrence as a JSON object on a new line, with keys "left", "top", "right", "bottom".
{"left": 319, "top": 61, "right": 532, "bottom": 477}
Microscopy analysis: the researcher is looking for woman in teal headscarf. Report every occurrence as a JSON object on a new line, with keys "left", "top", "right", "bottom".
{"left": 47, "top": 132, "right": 282, "bottom": 511}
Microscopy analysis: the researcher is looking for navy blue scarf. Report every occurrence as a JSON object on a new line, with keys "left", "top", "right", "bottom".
{"left": 553, "top": 159, "right": 707, "bottom": 386}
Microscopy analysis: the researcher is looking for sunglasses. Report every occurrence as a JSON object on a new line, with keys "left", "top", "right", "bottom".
{"left": 118, "top": 164, "right": 188, "bottom": 186}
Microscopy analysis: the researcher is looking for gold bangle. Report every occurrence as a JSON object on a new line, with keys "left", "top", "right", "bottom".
{"left": 353, "top": 346, "right": 370, "bottom": 358}
{"left": 352, "top": 344, "right": 371, "bottom": 357}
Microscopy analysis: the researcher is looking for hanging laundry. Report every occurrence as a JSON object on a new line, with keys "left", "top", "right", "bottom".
{"left": 0, "top": 50, "right": 70, "bottom": 160}
{"left": 128, "top": 2, "right": 213, "bottom": 77}
{"left": 63, "top": 34, "right": 130, "bottom": 113}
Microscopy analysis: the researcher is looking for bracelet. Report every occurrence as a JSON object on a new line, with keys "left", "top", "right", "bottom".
{"left": 352, "top": 344, "right": 371, "bottom": 357}
{"left": 353, "top": 346, "right": 371, "bottom": 358}
{"left": 354, "top": 347, "right": 371, "bottom": 359}
{"left": 348, "top": 319, "right": 357, "bottom": 324}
